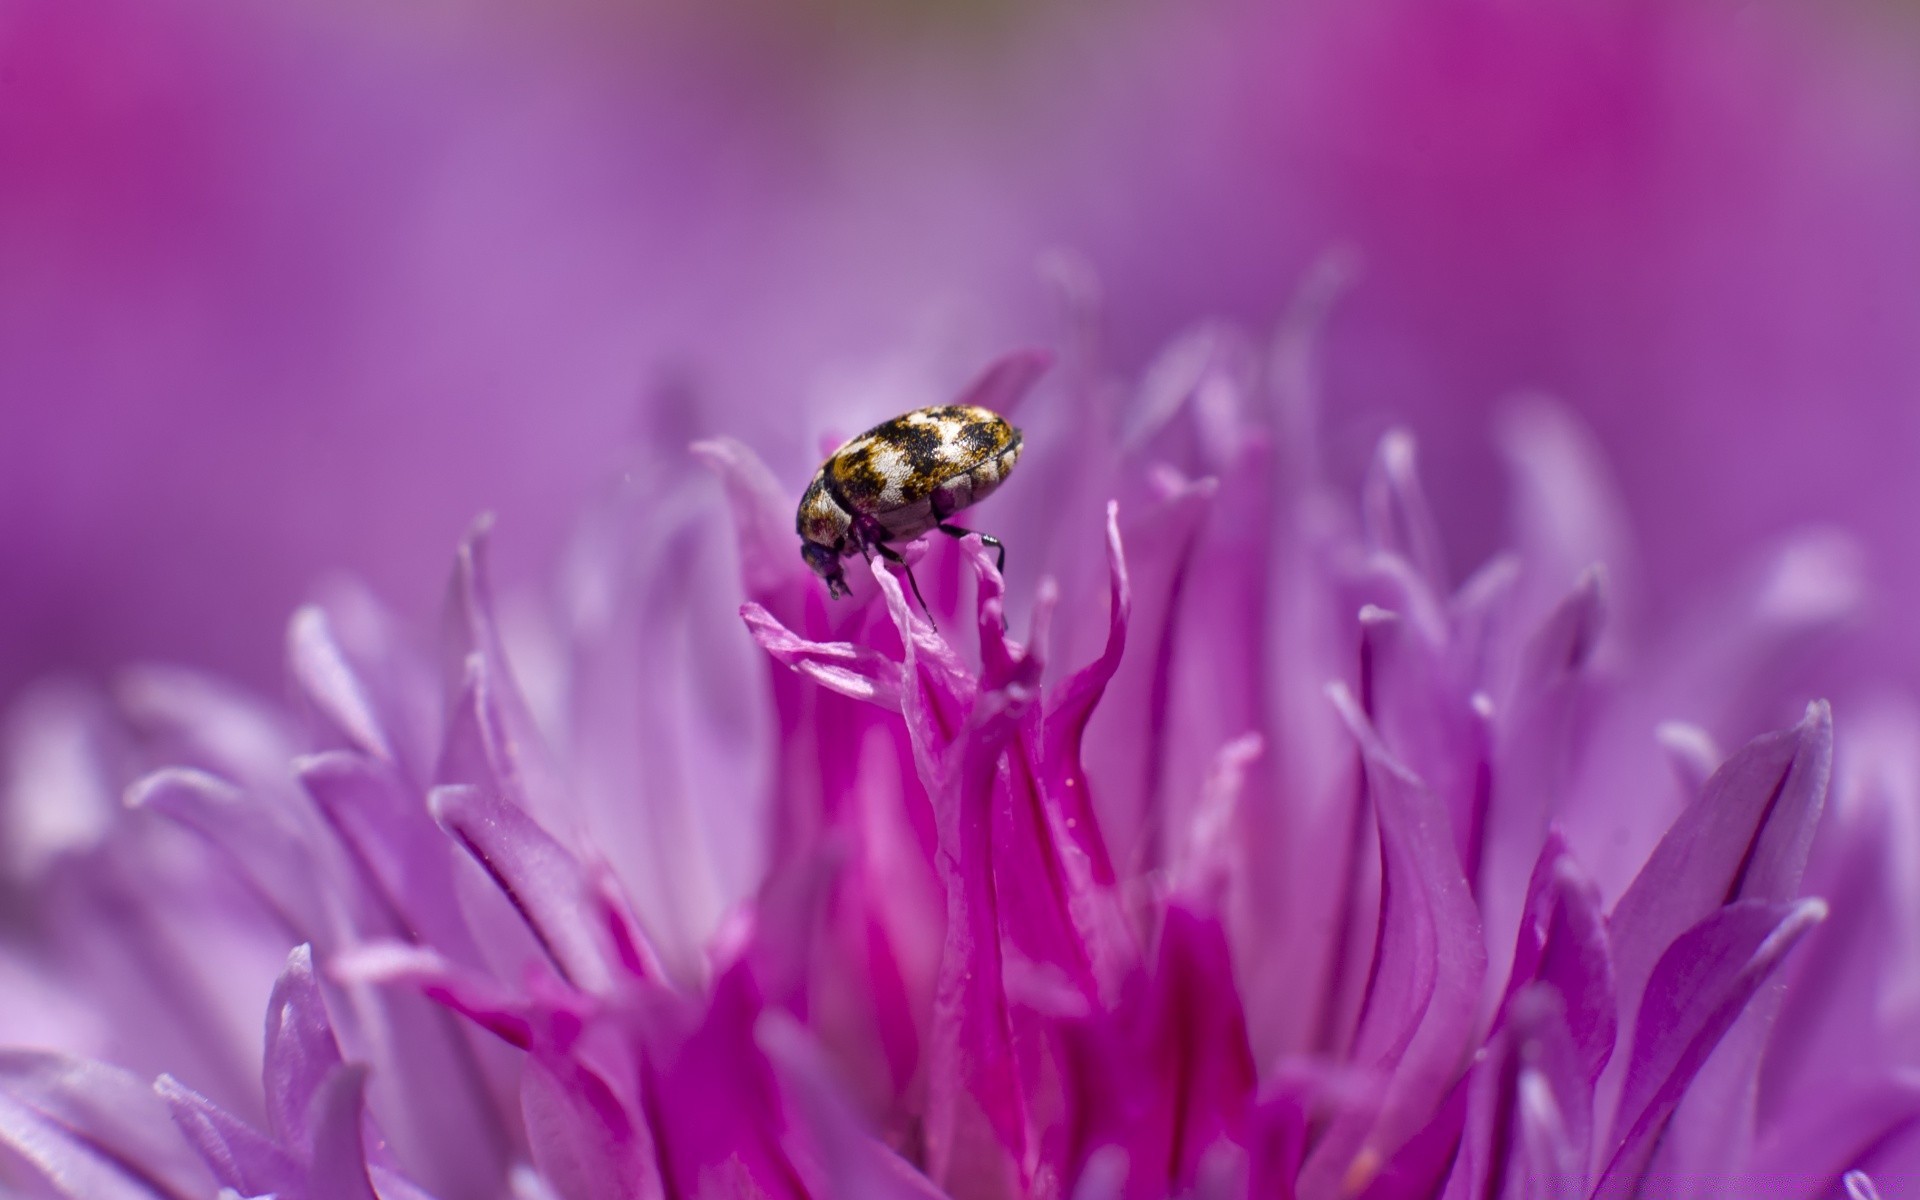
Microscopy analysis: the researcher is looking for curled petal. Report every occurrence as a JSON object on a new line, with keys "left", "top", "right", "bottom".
{"left": 742, "top": 604, "right": 903, "bottom": 711}
{"left": 1042, "top": 502, "right": 1131, "bottom": 887}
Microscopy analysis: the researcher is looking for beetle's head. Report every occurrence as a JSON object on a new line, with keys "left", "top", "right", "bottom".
{"left": 800, "top": 540, "right": 850, "bottom": 598}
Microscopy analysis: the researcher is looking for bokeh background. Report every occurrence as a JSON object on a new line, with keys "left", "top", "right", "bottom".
{"left": 6, "top": 0, "right": 1920, "bottom": 711}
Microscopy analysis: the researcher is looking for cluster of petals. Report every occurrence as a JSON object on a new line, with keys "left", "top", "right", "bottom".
{"left": 1, "top": 296, "right": 1913, "bottom": 1200}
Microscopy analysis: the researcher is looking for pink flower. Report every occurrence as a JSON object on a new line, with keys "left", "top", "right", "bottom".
{"left": 0, "top": 314, "right": 1899, "bottom": 1197}
{"left": 5, "top": 0, "right": 1920, "bottom": 1196}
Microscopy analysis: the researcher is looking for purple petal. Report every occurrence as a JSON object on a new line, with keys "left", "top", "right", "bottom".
{"left": 297, "top": 752, "right": 479, "bottom": 962}
{"left": 952, "top": 347, "right": 1052, "bottom": 420}
{"left": 691, "top": 436, "right": 810, "bottom": 604}
{"left": 156, "top": 1074, "right": 297, "bottom": 1197}
{"left": 1598, "top": 898, "right": 1827, "bottom": 1190}
{"left": 287, "top": 581, "right": 439, "bottom": 789}
{"left": 1502, "top": 831, "right": 1615, "bottom": 1083}
{"left": 1085, "top": 478, "right": 1213, "bottom": 871}
{"left": 0, "top": 680, "right": 125, "bottom": 877}
{"left": 262, "top": 945, "right": 344, "bottom": 1148}
{"left": 305, "top": 1064, "right": 382, "bottom": 1200}
{"left": 289, "top": 605, "right": 397, "bottom": 768}
{"left": 429, "top": 785, "right": 622, "bottom": 993}
{"left": 1442, "top": 986, "right": 1592, "bottom": 1200}
{"left": 1042, "top": 502, "right": 1131, "bottom": 888}
{"left": 1495, "top": 397, "right": 1635, "bottom": 629}
{"left": 0, "top": 1053, "right": 214, "bottom": 1200}
{"left": 0, "top": 1088, "right": 189, "bottom": 1200}
{"left": 1607, "top": 702, "right": 1832, "bottom": 1076}
{"left": 758, "top": 1013, "right": 946, "bottom": 1200}
{"left": 125, "top": 767, "right": 326, "bottom": 945}
{"left": 333, "top": 941, "right": 543, "bottom": 1051}
{"left": 1362, "top": 429, "right": 1448, "bottom": 593}
{"left": 1146, "top": 903, "right": 1258, "bottom": 1188}
{"left": 437, "top": 519, "right": 564, "bottom": 823}
{"left": 921, "top": 695, "right": 1033, "bottom": 1197}
{"left": 114, "top": 666, "right": 298, "bottom": 793}
{"left": 1303, "top": 684, "right": 1487, "bottom": 1197}
{"left": 742, "top": 604, "right": 904, "bottom": 710}
{"left": 520, "top": 1051, "right": 661, "bottom": 1200}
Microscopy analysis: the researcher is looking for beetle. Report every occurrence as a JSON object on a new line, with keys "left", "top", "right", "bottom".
{"left": 796, "top": 402, "right": 1023, "bottom": 614}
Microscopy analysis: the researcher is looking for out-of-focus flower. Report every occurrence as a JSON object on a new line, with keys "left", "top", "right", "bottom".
{"left": 1, "top": 274, "right": 1907, "bottom": 1198}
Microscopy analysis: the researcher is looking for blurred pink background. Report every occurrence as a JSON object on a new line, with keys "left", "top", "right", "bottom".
{"left": 6, "top": 0, "right": 1920, "bottom": 705}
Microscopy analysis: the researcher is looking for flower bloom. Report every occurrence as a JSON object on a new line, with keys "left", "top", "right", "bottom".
{"left": 1, "top": 283, "right": 1908, "bottom": 1200}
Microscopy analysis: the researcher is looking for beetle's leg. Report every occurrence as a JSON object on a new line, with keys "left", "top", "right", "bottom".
{"left": 875, "top": 543, "right": 937, "bottom": 630}
{"left": 937, "top": 523, "right": 1005, "bottom": 574}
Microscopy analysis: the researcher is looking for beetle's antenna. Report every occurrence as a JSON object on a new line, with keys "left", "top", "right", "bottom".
{"left": 901, "top": 561, "right": 937, "bottom": 632}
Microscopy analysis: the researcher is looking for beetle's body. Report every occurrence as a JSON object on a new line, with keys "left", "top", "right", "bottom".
{"left": 797, "top": 403, "right": 1022, "bottom": 599}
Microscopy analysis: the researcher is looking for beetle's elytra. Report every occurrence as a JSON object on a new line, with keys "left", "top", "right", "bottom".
{"left": 796, "top": 403, "right": 1022, "bottom": 608}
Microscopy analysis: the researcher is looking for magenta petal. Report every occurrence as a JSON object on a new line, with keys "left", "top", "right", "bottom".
{"left": 262, "top": 945, "right": 344, "bottom": 1148}
{"left": 305, "top": 1064, "right": 383, "bottom": 1200}
{"left": 757, "top": 1012, "right": 946, "bottom": 1200}
{"left": 642, "top": 964, "right": 805, "bottom": 1200}
{"left": 428, "top": 785, "right": 620, "bottom": 993}
{"left": 156, "top": 1073, "right": 298, "bottom": 1198}
{"left": 1060, "top": 902, "right": 1256, "bottom": 1198}
{"left": 923, "top": 687, "right": 1033, "bottom": 1196}
{"left": 1599, "top": 897, "right": 1827, "bottom": 1190}
{"left": 0, "top": 1053, "right": 215, "bottom": 1200}
{"left": 1042, "top": 502, "right": 1130, "bottom": 888}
